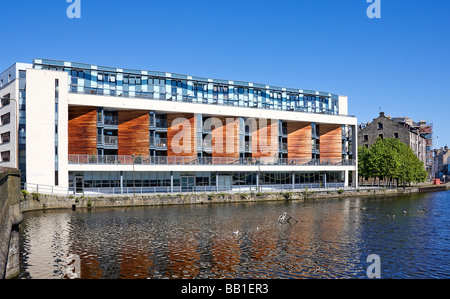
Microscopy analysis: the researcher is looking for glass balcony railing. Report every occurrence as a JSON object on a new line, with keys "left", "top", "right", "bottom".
{"left": 104, "top": 135, "right": 118, "bottom": 146}
{"left": 97, "top": 135, "right": 118, "bottom": 146}
{"left": 155, "top": 119, "right": 167, "bottom": 129}
{"left": 104, "top": 116, "right": 118, "bottom": 126}
{"left": 279, "top": 143, "right": 288, "bottom": 152}
{"left": 68, "top": 84, "right": 353, "bottom": 117}
{"left": 68, "top": 154, "right": 356, "bottom": 167}
{"left": 150, "top": 137, "right": 168, "bottom": 149}
{"left": 279, "top": 127, "right": 288, "bottom": 136}
{"left": 156, "top": 138, "right": 167, "bottom": 149}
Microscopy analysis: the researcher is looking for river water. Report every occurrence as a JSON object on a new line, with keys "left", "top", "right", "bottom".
{"left": 18, "top": 191, "right": 450, "bottom": 279}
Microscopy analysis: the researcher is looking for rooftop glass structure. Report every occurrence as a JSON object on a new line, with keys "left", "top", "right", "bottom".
{"left": 33, "top": 59, "right": 342, "bottom": 116}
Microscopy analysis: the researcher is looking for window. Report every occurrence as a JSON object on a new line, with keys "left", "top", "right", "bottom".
{"left": 363, "top": 135, "right": 368, "bottom": 141}
{"left": 71, "top": 69, "right": 84, "bottom": 78}
{"left": 394, "top": 133, "right": 399, "bottom": 138}
{"left": 1, "top": 113, "right": 10, "bottom": 125}
{"left": 378, "top": 122, "right": 383, "bottom": 129}
{"left": 1, "top": 132, "right": 10, "bottom": 143}
{"left": 379, "top": 134, "right": 383, "bottom": 140}
{"left": 1, "top": 94, "right": 10, "bottom": 107}
{"left": 1, "top": 151, "right": 10, "bottom": 162}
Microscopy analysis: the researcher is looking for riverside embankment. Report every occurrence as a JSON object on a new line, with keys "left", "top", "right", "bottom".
{"left": 19, "top": 183, "right": 449, "bottom": 213}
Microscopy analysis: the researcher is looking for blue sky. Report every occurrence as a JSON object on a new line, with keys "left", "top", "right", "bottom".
{"left": 2, "top": 0, "right": 449, "bottom": 147}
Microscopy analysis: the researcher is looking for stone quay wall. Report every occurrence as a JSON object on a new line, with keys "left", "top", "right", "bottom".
{"left": 0, "top": 168, "right": 23, "bottom": 279}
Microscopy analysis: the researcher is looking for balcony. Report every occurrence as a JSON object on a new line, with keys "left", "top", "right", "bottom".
{"left": 68, "top": 85, "right": 353, "bottom": 117}
{"left": 97, "top": 135, "right": 118, "bottom": 147}
{"left": 155, "top": 138, "right": 167, "bottom": 149}
{"left": 103, "top": 116, "right": 118, "bottom": 128}
{"left": 150, "top": 119, "right": 167, "bottom": 131}
{"left": 202, "top": 141, "right": 212, "bottom": 152}
{"left": 245, "top": 141, "right": 252, "bottom": 152}
{"left": 279, "top": 143, "right": 288, "bottom": 152}
{"left": 104, "top": 135, "right": 118, "bottom": 146}
{"left": 279, "top": 127, "right": 287, "bottom": 136}
{"left": 150, "top": 137, "right": 168, "bottom": 149}
{"left": 312, "top": 144, "right": 320, "bottom": 153}
{"left": 68, "top": 154, "right": 356, "bottom": 167}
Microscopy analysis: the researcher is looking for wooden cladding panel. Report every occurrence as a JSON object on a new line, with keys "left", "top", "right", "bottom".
{"left": 211, "top": 117, "right": 239, "bottom": 158}
{"left": 287, "top": 122, "right": 312, "bottom": 160}
{"left": 167, "top": 113, "right": 196, "bottom": 157}
{"left": 118, "top": 110, "right": 150, "bottom": 156}
{"left": 68, "top": 106, "right": 97, "bottom": 155}
{"left": 252, "top": 119, "right": 278, "bottom": 160}
{"left": 319, "top": 124, "right": 342, "bottom": 161}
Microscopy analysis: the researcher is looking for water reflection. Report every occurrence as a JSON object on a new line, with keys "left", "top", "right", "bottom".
{"left": 19, "top": 192, "right": 450, "bottom": 279}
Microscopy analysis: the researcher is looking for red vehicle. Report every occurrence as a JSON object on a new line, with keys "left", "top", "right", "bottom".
{"left": 433, "top": 179, "right": 442, "bottom": 185}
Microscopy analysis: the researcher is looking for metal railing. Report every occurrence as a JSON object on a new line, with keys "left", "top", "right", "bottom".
{"left": 279, "top": 143, "right": 288, "bottom": 151}
{"left": 103, "top": 116, "right": 118, "bottom": 126}
{"left": 68, "top": 85, "right": 355, "bottom": 117}
{"left": 105, "top": 135, "right": 118, "bottom": 146}
{"left": 97, "top": 135, "right": 119, "bottom": 146}
{"left": 22, "top": 181, "right": 380, "bottom": 196}
{"left": 68, "top": 154, "right": 356, "bottom": 166}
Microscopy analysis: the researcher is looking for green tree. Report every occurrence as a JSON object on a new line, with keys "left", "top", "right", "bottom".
{"left": 358, "top": 138, "right": 427, "bottom": 186}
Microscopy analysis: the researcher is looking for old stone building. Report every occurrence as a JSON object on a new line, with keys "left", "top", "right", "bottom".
{"left": 432, "top": 146, "right": 450, "bottom": 180}
{"left": 358, "top": 112, "right": 427, "bottom": 166}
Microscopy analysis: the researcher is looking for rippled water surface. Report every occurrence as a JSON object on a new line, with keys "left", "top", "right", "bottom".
{"left": 19, "top": 191, "right": 450, "bottom": 279}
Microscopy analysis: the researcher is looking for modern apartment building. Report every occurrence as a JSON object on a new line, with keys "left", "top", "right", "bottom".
{"left": 0, "top": 59, "right": 358, "bottom": 194}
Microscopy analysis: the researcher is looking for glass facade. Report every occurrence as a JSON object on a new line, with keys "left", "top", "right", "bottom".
{"left": 18, "top": 70, "right": 27, "bottom": 183}
{"left": 34, "top": 59, "right": 342, "bottom": 116}
{"left": 69, "top": 171, "right": 345, "bottom": 193}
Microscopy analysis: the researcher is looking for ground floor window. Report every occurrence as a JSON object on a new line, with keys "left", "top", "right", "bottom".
{"left": 69, "top": 171, "right": 346, "bottom": 193}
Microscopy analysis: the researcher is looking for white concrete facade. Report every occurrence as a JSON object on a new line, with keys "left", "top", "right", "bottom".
{"left": 0, "top": 63, "right": 32, "bottom": 168}
{"left": 25, "top": 69, "right": 69, "bottom": 188}
{"left": 68, "top": 92, "right": 357, "bottom": 126}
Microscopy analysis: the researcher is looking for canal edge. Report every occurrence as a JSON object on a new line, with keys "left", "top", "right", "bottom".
{"left": 19, "top": 184, "right": 450, "bottom": 213}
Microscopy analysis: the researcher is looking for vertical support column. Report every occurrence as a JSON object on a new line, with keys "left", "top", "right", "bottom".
{"left": 170, "top": 171, "right": 174, "bottom": 193}
{"left": 256, "top": 172, "right": 259, "bottom": 192}
{"left": 352, "top": 124, "right": 359, "bottom": 188}
{"left": 120, "top": 171, "right": 123, "bottom": 194}
{"left": 216, "top": 171, "right": 219, "bottom": 192}
{"left": 292, "top": 172, "right": 295, "bottom": 190}
{"left": 344, "top": 170, "right": 349, "bottom": 187}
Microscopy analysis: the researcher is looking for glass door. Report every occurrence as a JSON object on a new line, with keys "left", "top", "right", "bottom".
{"left": 75, "top": 176, "right": 84, "bottom": 194}
{"left": 181, "top": 176, "right": 195, "bottom": 192}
